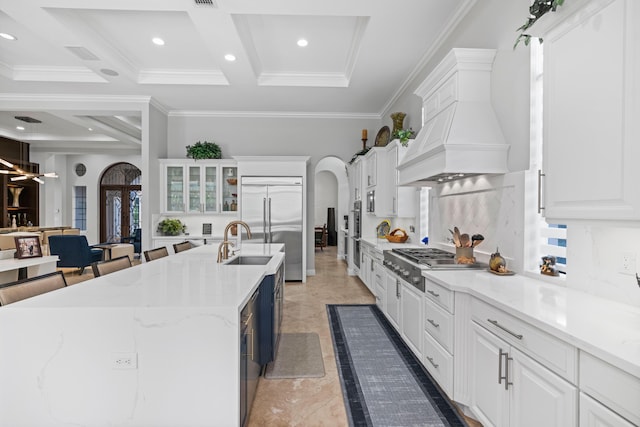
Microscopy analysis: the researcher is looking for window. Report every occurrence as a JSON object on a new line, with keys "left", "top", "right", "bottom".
{"left": 420, "top": 187, "right": 430, "bottom": 244}
{"left": 73, "top": 186, "right": 87, "bottom": 231}
{"left": 525, "top": 40, "right": 567, "bottom": 275}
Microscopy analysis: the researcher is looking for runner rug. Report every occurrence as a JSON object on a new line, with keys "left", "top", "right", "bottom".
{"left": 327, "top": 304, "right": 467, "bottom": 427}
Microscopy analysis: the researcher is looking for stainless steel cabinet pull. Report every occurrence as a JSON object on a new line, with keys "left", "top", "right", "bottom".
{"left": 427, "top": 290, "right": 440, "bottom": 298}
{"left": 249, "top": 328, "right": 254, "bottom": 359}
{"left": 498, "top": 348, "right": 507, "bottom": 386}
{"left": 427, "top": 319, "right": 440, "bottom": 328}
{"left": 487, "top": 319, "right": 523, "bottom": 340}
{"left": 262, "top": 198, "right": 267, "bottom": 243}
{"left": 268, "top": 198, "right": 272, "bottom": 243}
{"left": 426, "top": 356, "right": 439, "bottom": 368}
{"left": 537, "top": 169, "right": 546, "bottom": 214}
{"left": 505, "top": 352, "right": 513, "bottom": 390}
{"left": 243, "top": 312, "right": 253, "bottom": 327}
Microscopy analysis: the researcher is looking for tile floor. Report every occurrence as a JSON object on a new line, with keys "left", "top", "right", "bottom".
{"left": 248, "top": 246, "right": 482, "bottom": 427}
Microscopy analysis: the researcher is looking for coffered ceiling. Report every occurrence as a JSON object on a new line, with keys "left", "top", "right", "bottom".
{"left": 0, "top": 0, "right": 474, "bottom": 153}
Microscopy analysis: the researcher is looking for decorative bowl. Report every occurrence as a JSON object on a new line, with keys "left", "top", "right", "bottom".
{"left": 385, "top": 228, "right": 408, "bottom": 243}
{"left": 227, "top": 178, "right": 237, "bottom": 185}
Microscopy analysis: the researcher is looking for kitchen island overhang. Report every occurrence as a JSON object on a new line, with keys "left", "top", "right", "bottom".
{"left": 0, "top": 243, "right": 284, "bottom": 427}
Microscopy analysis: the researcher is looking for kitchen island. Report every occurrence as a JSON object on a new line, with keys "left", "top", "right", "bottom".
{"left": 0, "top": 243, "right": 284, "bottom": 427}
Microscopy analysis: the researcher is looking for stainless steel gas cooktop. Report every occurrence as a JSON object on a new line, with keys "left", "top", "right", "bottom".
{"left": 390, "top": 247, "right": 487, "bottom": 269}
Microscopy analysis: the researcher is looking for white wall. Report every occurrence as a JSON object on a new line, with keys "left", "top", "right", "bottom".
{"left": 314, "top": 171, "right": 337, "bottom": 227}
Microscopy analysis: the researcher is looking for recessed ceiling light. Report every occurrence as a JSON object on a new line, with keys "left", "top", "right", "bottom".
{"left": 100, "top": 68, "right": 119, "bottom": 77}
{"left": 0, "top": 33, "right": 17, "bottom": 41}
{"left": 16, "top": 126, "right": 25, "bottom": 131}
{"left": 152, "top": 37, "right": 165, "bottom": 46}
{"left": 297, "top": 39, "right": 308, "bottom": 47}
{"left": 224, "top": 54, "right": 236, "bottom": 62}
{"left": 88, "top": 127, "right": 93, "bottom": 131}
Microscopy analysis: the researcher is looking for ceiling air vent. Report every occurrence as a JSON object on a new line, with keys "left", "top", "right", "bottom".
{"left": 14, "top": 116, "right": 42, "bottom": 124}
{"left": 194, "top": 0, "right": 217, "bottom": 7}
{"left": 66, "top": 46, "right": 100, "bottom": 61}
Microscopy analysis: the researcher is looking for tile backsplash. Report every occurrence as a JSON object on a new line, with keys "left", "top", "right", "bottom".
{"left": 430, "top": 173, "right": 524, "bottom": 270}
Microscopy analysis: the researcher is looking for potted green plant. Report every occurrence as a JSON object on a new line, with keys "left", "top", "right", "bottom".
{"left": 514, "top": 0, "right": 565, "bottom": 48}
{"left": 157, "top": 218, "right": 186, "bottom": 236}
{"left": 392, "top": 128, "right": 415, "bottom": 147}
{"left": 186, "top": 141, "right": 222, "bottom": 160}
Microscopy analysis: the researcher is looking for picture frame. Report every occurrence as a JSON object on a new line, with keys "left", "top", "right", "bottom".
{"left": 14, "top": 236, "right": 43, "bottom": 259}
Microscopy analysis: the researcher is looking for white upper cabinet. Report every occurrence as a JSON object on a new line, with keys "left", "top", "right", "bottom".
{"left": 378, "top": 140, "right": 416, "bottom": 217}
{"left": 541, "top": 0, "right": 640, "bottom": 221}
{"left": 348, "top": 157, "right": 363, "bottom": 202}
{"left": 160, "top": 159, "right": 237, "bottom": 214}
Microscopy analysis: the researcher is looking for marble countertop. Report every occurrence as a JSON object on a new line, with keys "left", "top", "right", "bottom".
{"left": 422, "top": 269, "right": 640, "bottom": 379}
{"left": 152, "top": 234, "right": 237, "bottom": 241}
{"left": 8, "top": 243, "right": 284, "bottom": 310}
{"left": 0, "top": 243, "right": 285, "bottom": 426}
{"left": 0, "top": 255, "right": 58, "bottom": 273}
{"left": 360, "top": 237, "right": 423, "bottom": 253}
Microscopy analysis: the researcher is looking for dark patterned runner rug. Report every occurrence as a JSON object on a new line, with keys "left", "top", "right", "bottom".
{"left": 327, "top": 304, "right": 467, "bottom": 427}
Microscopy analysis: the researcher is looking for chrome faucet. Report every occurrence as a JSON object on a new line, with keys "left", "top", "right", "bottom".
{"left": 217, "top": 221, "right": 252, "bottom": 262}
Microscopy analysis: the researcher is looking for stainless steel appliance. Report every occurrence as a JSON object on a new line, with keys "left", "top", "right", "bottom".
{"left": 351, "top": 200, "right": 361, "bottom": 269}
{"left": 383, "top": 247, "right": 488, "bottom": 292}
{"left": 366, "top": 190, "right": 375, "bottom": 213}
{"left": 241, "top": 176, "right": 303, "bottom": 281}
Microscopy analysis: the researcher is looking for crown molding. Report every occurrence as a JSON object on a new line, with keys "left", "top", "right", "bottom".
{"left": 168, "top": 110, "right": 380, "bottom": 120}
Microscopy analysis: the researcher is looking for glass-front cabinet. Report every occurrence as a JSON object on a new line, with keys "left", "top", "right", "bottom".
{"left": 161, "top": 160, "right": 236, "bottom": 214}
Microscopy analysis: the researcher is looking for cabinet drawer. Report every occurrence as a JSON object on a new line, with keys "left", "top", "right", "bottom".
{"left": 471, "top": 298, "right": 577, "bottom": 383}
{"left": 580, "top": 352, "right": 640, "bottom": 426}
{"left": 580, "top": 392, "right": 636, "bottom": 427}
{"left": 424, "top": 279, "right": 454, "bottom": 313}
{"left": 424, "top": 297, "right": 454, "bottom": 353}
{"left": 422, "top": 330, "right": 453, "bottom": 398}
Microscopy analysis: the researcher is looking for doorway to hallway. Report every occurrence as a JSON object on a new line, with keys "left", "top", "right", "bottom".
{"left": 99, "top": 162, "right": 141, "bottom": 243}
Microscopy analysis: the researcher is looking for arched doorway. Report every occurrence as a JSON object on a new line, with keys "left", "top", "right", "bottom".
{"left": 314, "top": 156, "right": 349, "bottom": 261}
{"left": 99, "top": 162, "right": 141, "bottom": 243}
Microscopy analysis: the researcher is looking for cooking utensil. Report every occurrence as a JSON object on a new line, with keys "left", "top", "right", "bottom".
{"left": 471, "top": 234, "right": 484, "bottom": 247}
{"left": 453, "top": 227, "right": 461, "bottom": 247}
{"left": 459, "top": 233, "right": 470, "bottom": 248}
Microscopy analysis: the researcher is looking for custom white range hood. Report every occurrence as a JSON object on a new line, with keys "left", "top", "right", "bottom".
{"left": 397, "top": 49, "right": 509, "bottom": 185}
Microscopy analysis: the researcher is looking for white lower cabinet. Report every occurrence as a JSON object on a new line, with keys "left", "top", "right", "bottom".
{"left": 579, "top": 351, "right": 640, "bottom": 426}
{"left": 400, "top": 281, "right": 422, "bottom": 358}
{"left": 580, "top": 393, "right": 636, "bottom": 427}
{"left": 384, "top": 270, "right": 400, "bottom": 331}
{"left": 469, "top": 322, "right": 577, "bottom": 427}
{"left": 374, "top": 260, "right": 385, "bottom": 311}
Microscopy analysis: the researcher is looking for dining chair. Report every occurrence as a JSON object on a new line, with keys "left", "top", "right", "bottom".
{"left": 173, "top": 241, "right": 193, "bottom": 254}
{"left": 0, "top": 271, "right": 67, "bottom": 306}
{"left": 48, "top": 235, "right": 103, "bottom": 274}
{"left": 91, "top": 255, "right": 132, "bottom": 277}
{"left": 143, "top": 246, "right": 169, "bottom": 262}
{"left": 314, "top": 224, "right": 327, "bottom": 251}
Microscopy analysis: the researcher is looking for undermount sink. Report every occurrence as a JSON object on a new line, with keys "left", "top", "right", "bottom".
{"left": 225, "top": 255, "right": 272, "bottom": 265}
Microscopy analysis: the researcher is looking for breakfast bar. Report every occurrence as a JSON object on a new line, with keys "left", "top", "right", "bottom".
{"left": 0, "top": 243, "right": 285, "bottom": 426}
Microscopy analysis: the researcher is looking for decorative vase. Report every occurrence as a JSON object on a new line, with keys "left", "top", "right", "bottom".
{"left": 9, "top": 187, "right": 23, "bottom": 208}
{"left": 390, "top": 112, "right": 406, "bottom": 135}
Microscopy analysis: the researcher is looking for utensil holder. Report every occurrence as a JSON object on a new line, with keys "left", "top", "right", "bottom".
{"left": 455, "top": 247, "right": 474, "bottom": 263}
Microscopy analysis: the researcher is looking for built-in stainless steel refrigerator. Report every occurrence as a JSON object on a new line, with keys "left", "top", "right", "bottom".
{"left": 241, "top": 176, "right": 303, "bottom": 281}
